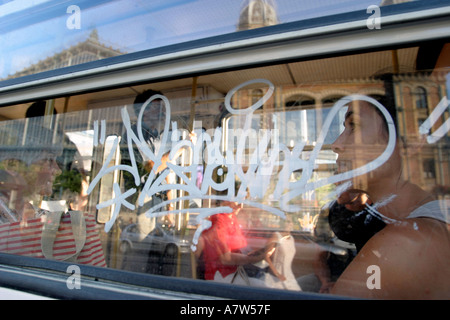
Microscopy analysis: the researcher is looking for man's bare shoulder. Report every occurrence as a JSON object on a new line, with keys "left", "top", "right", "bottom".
{"left": 332, "top": 219, "right": 450, "bottom": 299}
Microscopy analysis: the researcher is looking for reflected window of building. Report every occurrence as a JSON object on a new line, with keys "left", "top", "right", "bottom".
{"left": 415, "top": 86, "right": 428, "bottom": 109}
{"left": 422, "top": 158, "right": 436, "bottom": 179}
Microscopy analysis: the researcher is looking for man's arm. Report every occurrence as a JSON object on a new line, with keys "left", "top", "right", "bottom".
{"left": 331, "top": 223, "right": 425, "bottom": 299}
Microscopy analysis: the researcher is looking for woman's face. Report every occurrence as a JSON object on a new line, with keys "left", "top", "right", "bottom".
{"left": 331, "top": 100, "right": 393, "bottom": 191}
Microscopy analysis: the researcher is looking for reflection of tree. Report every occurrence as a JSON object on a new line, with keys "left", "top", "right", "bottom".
{"left": 315, "top": 184, "right": 336, "bottom": 208}
{"left": 53, "top": 169, "right": 82, "bottom": 195}
{"left": 52, "top": 168, "right": 83, "bottom": 210}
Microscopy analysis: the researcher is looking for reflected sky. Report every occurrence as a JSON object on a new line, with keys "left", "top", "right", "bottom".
{"left": 1, "top": 0, "right": 387, "bottom": 79}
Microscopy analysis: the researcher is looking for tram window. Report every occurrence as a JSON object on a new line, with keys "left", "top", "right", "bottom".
{"left": 0, "top": 41, "right": 448, "bottom": 300}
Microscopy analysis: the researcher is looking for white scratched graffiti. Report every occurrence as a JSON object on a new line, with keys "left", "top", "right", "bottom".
{"left": 419, "top": 96, "right": 450, "bottom": 144}
{"left": 87, "top": 79, "right": 449, "bottom": 243}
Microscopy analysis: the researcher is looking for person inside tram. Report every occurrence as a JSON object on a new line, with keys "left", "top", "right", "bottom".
{"left": 25, "top": 100, "right": 57, "bottom": 118}
{"left": 297, "top": 206, "right": 355, "bottom": 294}
{"left": 0, "top": 121, "right": 62, "bottom": 223}
{"left": 327, "top": 92, "right": 449, "bottom": 299}
{"left": 259, "top": 216, "right": 302, "bottom": 291}
{"left": 194, "top": 199, "right": 270, "bottom": 286}
{"left": 120, "top": 90, "right": 176, "bottom": 237}
{"left": 25, "top": 100, "right": 89, "bottom": 213}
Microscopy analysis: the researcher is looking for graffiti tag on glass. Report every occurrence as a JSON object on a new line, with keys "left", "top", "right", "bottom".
{"left": 87, "top": 79, "right": 449, "bottom": 248}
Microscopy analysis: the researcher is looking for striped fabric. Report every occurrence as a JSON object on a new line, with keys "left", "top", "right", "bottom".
{"left": 0, "top": 212, "right": 106, "bottom": 267}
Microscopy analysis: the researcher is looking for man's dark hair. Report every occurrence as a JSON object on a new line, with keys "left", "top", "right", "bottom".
{"left": 26, "top": 101, "right": 57, "bottom": 118}
{"left": 370, "top": 74, "right": 398, "bottom": 135}
{"left": 133, "top": 89, "right": 162, "bottom": 116}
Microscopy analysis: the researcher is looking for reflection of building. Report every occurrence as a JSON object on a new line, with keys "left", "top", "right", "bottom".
{"left": 237, "top": 0, "right": 278, "bottom": 31}
{"left": 231, "top": 70, "right": 449, "bottom": 231}
{"left": 393, "top": 72, "right": 449, "bottom": 195}
{"left": 226, "top": 46, "right": 449, "bottom": 201}
{"left": 7, "top": 30, "right": 124, "bottom": 79}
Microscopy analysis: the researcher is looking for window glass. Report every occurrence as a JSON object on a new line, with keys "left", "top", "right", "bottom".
{"left": 0, "top": 42, "right": 448, "bottom": 299}
{"left": 0, "top": 0, "right": 429, "bottom": 81}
